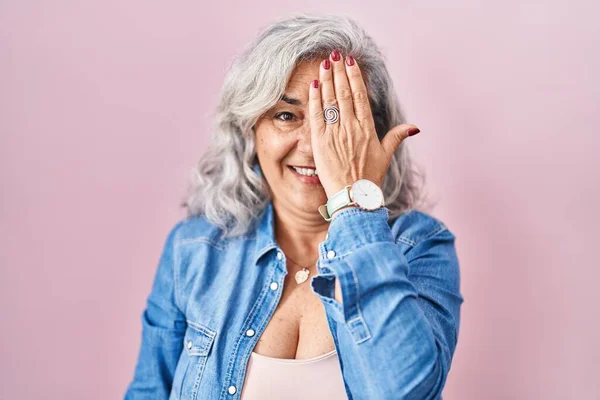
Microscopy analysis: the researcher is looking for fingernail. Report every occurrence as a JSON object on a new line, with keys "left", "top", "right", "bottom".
{"left": 345, "top": 55, "right": 355, "bottom": 66}
{"left": 407, "top": 127, "right": 421, "bottom": 136}
{"left": 323, "top": 59, "right": 330, "bottom": 70}
{"left": 332, "top": 49, "right": 341, "bottom": 61}
{"left": 312, "top": 79, "right": 319, "bottom": 89}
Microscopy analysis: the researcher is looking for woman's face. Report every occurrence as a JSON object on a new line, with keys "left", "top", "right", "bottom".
{"left": 253, "top": 59, "right": 328, "bottom": 215}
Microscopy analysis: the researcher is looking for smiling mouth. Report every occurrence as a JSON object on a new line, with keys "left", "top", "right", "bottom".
{"left": 287, "top": 166, "right": 321, "bottom": 184}
{"left": 288, "top": 165, "right": 318, "bottom": 176}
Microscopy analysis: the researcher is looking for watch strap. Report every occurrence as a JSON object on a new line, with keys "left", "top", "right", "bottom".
{"left": 318, "top": 185, "right": 353, "bottom": 222}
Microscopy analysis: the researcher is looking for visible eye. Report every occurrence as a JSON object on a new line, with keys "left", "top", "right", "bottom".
{"left": 274, "top": 112, "right": 297, "bottom": 122}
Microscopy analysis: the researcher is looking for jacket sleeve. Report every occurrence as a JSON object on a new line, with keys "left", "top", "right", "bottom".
{"left": 310, "top": 207, "right": 464, "bottom": 400}
{"left": 124, "top": 221, "right": 187, "bottom": 400}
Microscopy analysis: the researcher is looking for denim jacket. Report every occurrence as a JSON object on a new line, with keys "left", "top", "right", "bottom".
{"left": 124, "top": 177, "right": 464, "bottom": 400}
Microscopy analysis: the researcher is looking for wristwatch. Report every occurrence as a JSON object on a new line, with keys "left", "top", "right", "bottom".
{"left": 318, "top": 179, "right": 385, "bottom": 222}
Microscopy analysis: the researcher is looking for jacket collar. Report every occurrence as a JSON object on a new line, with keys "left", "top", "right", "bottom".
{"left": 252, "top": 163, "right": 279, "bottom": 265}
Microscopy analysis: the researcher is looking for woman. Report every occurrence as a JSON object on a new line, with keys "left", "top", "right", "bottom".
{"left": 125, "top": 13, "right": 464, "bottom": 400}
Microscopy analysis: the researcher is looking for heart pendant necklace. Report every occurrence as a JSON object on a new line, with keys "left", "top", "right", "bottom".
{"left": 295, "top": 268, "right": 310, "bottom": 284}
{"left": 284, "top": 253, "right": 318, "bottom": 285}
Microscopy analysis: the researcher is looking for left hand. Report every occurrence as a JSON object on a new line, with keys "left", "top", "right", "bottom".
{"left": 308, "top": 49, "right": 421, "bottom": 198}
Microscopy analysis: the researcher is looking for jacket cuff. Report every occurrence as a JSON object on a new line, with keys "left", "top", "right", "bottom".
{"left": 318, "top": 206, "right": 393, "bottom": 261}
{"left": 310, "top": 206, "right": 395, "bottom": 327}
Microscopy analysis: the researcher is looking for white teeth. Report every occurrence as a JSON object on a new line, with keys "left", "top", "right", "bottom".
{"left": 292, "top": 166, "right": 318, "bottom": 176}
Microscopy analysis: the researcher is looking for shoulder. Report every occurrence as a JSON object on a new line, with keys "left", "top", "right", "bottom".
{"left": 166, "top": 214, "right": 252, "bottom": 251}
{"left": 389, "top": 209, "right": 454, "bottom": 248}
{"left": 389, "top": 210, "right": 461, "bottom": 284}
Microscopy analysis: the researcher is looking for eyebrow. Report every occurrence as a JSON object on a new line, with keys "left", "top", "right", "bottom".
{"left": 278, "top": 94, "right": 303, "bottom": 106}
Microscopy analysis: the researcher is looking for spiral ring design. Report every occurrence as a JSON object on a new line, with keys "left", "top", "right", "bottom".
{"left": 323, "top": 105, "right": 340, "bottom": 125}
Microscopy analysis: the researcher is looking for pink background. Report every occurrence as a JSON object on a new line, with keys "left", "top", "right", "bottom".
{"left": 1, "top": 1, "right": 598, "bottom": 399}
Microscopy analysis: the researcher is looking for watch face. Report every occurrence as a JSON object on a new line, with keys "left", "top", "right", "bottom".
{"left": 351, "top": 179, "right": 384, "bottom": 210}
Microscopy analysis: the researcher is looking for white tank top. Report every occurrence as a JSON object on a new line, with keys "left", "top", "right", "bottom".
{"left": 240, "top": 349, "right": 348, "bottom": 399}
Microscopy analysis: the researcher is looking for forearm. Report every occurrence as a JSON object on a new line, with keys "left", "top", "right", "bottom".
{"left": 311, "top": 207, "right": 462, "bottom": 399}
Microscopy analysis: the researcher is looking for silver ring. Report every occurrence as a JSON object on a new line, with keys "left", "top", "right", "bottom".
{"left": 323, "top": 105, "right": 340, "bottom": 125}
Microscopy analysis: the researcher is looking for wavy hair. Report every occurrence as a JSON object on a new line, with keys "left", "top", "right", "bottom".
{"left": 181, "top": 12, "right": 434, "bottom": 237}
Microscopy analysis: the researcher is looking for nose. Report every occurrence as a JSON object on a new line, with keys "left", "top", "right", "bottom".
{"left": 297, "top": 125, "right": 313, "bottom": 154}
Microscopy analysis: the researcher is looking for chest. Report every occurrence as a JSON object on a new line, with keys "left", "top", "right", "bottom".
{"left": 251, "top": 268, "right": 336, "bottom": 360}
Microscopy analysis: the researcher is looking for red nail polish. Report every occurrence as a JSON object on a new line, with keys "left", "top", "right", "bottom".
{"left": 323, "top": 59, "right": 330, "bottom": 70}
{"left": 332, "top": 49, "right": 340, "bottom": 61}
{"left": 312, "top": 79, "right": 319, "bottom": 89}
{"left": 407, "top": 128, "right": 421, "bottom": 136}
{"left": 345, "top": 55, "right": 354, "bottom": 66}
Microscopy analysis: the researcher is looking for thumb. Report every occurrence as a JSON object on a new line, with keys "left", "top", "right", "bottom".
{"left": 381, "top": 124, "right": 421, "bottom": 162}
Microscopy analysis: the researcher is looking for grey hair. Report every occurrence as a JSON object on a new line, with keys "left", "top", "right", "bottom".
{"left": 181, "top": 12, "right": 434, "bottom": 238}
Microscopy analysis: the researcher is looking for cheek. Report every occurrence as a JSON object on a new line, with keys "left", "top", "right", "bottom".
{"left": 257, "top": 136, "right": 293, "bottom": 163}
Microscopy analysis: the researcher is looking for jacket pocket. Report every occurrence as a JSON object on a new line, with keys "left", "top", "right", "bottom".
{"left": 174, "top": 319, "right": 216, "bottom": 400}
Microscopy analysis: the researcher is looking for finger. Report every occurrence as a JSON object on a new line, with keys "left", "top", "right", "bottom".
{"left": 319, "top": 57, "right": 339, "bottom": 128}
{"left": 345, "top": 55, "right": 376, "bottom": 132}
{"left": 381, "top": 124, "right": 421, "bottom": 163}
{"left": 308, "top": 79, "right": 325, "bottom": 138}
{"left": 330, "top": 50, "right": 355, "bottom": 122}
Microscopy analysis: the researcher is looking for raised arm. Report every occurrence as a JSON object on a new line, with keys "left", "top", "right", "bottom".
{"left": 310, "top": 207, "right": 464, "bottom": 399}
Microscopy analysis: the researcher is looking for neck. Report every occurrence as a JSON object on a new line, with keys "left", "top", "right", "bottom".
{"left": 271, "top": 197, "right": 329, "bottom": 260}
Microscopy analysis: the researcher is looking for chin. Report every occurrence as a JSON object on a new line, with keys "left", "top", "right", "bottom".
{"left": 295, "top": 196, "right": 326, "bottom": 212}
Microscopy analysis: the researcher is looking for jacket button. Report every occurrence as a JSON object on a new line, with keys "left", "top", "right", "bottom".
{"left": 327, "top": 250, "right": 336, "bottom": 259}
{"left": 187, "top": 340, "right": 193, "bottom": 350}
{"left": 228, "top": 385, "right": 237, "bottom": 394}
{"left": 277, "top": 251, "right": 283, "bottom": 260}
{"left": 270, "top": 281, "right": 278, "bottom": 290}
{"left": 246, "top": 329, "right": 255, "bottom": 337}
